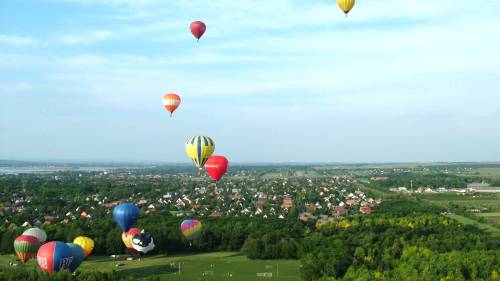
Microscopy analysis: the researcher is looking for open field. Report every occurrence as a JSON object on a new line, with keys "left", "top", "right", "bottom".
{"left": 476, "top": 212, "right": 500, "bottom": 223}
{"left": 445, "top": 214, "right": 500, "bottom": 237}
{"left": 421, "top": 193, "right": 500, "bottom": 211}
{"left": 459, "top": 167, "right": 500, "bottom": 179}
{"left": 0, "top": 252, "right": 301, "bottom": 281}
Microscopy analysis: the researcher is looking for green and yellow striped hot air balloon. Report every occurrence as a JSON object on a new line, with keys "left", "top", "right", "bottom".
{"left": 14, "top": 235, "right": 40, "bottom": 263}
{"left": 185, "top": 136, "right": 215, "bottom": 170}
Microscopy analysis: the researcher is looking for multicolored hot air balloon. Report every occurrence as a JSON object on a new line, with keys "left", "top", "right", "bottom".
{"left": 185, "top": 136, "right": 215, "bottom": 170}
{"left": 162, "top": 93, "right": 181, "bottom": 117}
{"left": 190, "top": 21, "right": 206, "bottom": 42}
{"left": 205, "top": 155, "right": 229, "bottom": 182}
{"left": 37, "top": 241, "right": 74, "bottom": 273}
{"left": 23, "top": 228, "right": 47, "bottom": 243}
{"left": 180, "top": 219, "right": 202, "bottom": 241}
{"left": 66, "top": 243, "right": 84, "bottom": 272}
{"left": 14, "top": 235, "right": 40, "bottom": 263}
{"left": 73, "top": 236, "right": 94, "bottom": 257}
{"left": 113, "top": 203, "right": 140, "bottom": 232}
{"left": 132, "top": 233, "right": 155, "bottom": 255}
{"left": 337, "top": 0, "right": 355, "bottom": 16}
{"left": 122, "top": 228, "right": 141, "bottom": 250}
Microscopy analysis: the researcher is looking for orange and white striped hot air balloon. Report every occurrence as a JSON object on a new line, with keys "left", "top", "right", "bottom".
{"left": 162, "top": 93, "right": 181, "bottom": 117}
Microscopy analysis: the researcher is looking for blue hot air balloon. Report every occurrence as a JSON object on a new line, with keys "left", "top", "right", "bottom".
{"left": 66, "top": 243, "right": 84, "bottom": 272}
{"left": 113, "top": 203, "right": 139, "bottom": 231}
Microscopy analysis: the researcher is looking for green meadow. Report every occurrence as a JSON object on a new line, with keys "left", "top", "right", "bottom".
{"left": 0, "top": 252, "right": 301, "bottom": 281}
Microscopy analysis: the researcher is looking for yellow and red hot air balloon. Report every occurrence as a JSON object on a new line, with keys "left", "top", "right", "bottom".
{"left": 162, "top": 93, "right": 181, "bottom": 117}
{"left": 337, "top": 0, "right": 355, "bottom": 16}
{"left": 73, "top": 236, "right": 94, "bottom": 257}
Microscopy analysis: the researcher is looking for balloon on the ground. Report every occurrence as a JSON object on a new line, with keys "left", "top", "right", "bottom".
{"left": 185, "top": 136, "right": 215, "bottom": 169}
{"left": 122, "top": 228, "right": 141, "bottom": 249}
{"left": 205, "top": 155, "right": 229, "bottom": 182}
{"left": 14, "top": 235, "right": 40, "bottom": 263}
{"left": 113, "top": 203, "right": 140, "bottom": 232}
{"left": 180, "top": 219, "right": 202, "bottom": 241}
{"left": 162, "top": 93, "right": 181, "bottom": 117}
{"left": 132, "top": 233, "right": 155, "bottom": 254}
{"left": 66, "top": 243, "right": 84, "bottom": 272}
{"left": 37, "top": 241, "right": 74, "bottom": 273}
{"left": 337, "top": 0, "right": 355, "bottom": 15}
{"left": 73, "top": 236, "right": 94, "bottom": 257}
{"left": 190, "top": 21, "right": 206, "bottom": 41}
{"left": 23, "top": 228, "right": 47, "bottom": 243}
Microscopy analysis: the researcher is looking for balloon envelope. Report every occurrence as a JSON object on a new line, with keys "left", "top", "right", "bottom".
{"left": 122, "top": 228, "right": 141, "bottom": 249}
{"left": 73, "top": 236, "right": 94, "bottom": 257}
{"left": 113, "top": 203, "right": 140, "bottom": 232}
{"left": 185, "top": 136, "right": 215, "bottom": 169}
{"left": 180, "top": 219, "right": 202, "bottom": 241}
{"left": 132, "top": 233, "right": 155, "bottom": 254}
{"left": 37, "top": 241, "right": 73, "bottom": 273}
{"left": 14, "top": 235, "right": 40, "bottom": 263}
{"left": 337, "top": 0, "right": 355, "bottom": 15}
{"left": 23, "top": 228, "right": 47, "bottom": 243}
{"left": 66, "top": 243, "right": 84, "bottom": 272}
{"left": 205, "top": 156, "right": 229, "bottom": 181}
{"left": 190, "top": 21, "right": 206, "bottom": 40}
{"left": 162, "top": 93, "right": 181, "bottom": 116}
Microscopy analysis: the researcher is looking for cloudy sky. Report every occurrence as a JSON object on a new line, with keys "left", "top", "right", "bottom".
{"left": 1, "top": 0, "right": 499, "bottom": 163}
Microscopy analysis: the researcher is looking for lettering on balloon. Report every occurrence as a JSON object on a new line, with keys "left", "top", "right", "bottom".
{"left": 37, "top": 256, "right": 48, "bottom": 269}
{"left": 59, "top": 256, "right": 74, "bottom": 269}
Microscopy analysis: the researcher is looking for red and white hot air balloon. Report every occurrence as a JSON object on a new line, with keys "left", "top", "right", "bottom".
{"left": 190, "top": 21, "right": 206, "bottom": 42}
{"left": 162, "top": 93, "right": 181, "bottom": 117}
{"left": 205, "top": 155, "right": 228, "bottom": 182}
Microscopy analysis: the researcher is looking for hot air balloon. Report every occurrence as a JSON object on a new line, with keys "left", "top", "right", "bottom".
{"left": 113, "top": 203, "right": 140, "bottom": 232}
{"left": 66, "top": 243, "right": 84, "bottom": 272}
{"left": 14, "top": 235, "right": 40, "bottom": 263}
{"left": 122, "top": 228, "right": 141, "bottom": 249}
{"left": 23, "top": 228, "right": 47, "bottom": 243}
{"left": 190, "top": 21, "right": 206, "bottom": 42}
{"left": 185, "top": 136, "right": 215, "bottom": 171}
{"left": 132, "top": 233, "right": 155, "bottom": 255}
{"left": 73, "top": 236, "right": 94, "bottom": 257}
{"left": 337, "top": 0, "right": 355, "bottom": 16}
{"left": 37, "top": 242, "right": 74, "bottom": 273}
{"left": 180, "top": 219, "right": 202, "bottom": 241}
{"left": 162, "top": 93, "right": 181, "bottom": 117}
{"left": 205, "top": 155, "right": 229, "bottom": 182}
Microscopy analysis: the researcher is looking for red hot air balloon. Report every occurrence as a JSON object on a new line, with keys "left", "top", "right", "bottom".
{"left": 190, "top": 21, "right": 206, "bottom": 42}
{"left": 37, "top": 242, "right": 73, "bottom": 273}
{"left": 205, "top": 156, "right": 228, "bottom": 182}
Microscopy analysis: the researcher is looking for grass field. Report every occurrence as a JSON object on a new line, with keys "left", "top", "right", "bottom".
{"left": 445, "top": 214, "right": 500, "bottom": 237}
{"left": 459, "top": 167, "right": 500, "bottom": 179}
{"left": 421, "top": 193, "right": 500, "bottom": 211}
{"left": 476, "top": 212, "right": 500, "bottom": 223}
{"left": 0, "top": 252, "right": 301, "bottom": 281}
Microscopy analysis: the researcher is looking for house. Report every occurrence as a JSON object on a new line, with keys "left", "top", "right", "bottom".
{"left": 282, "top": 196, "right": 293, "bottom": 209}
{"left": 360, "top": 207, "right": 372, "bottom": 215}
{"left": 210, "top": 211, "right": 222, "bottom": 218}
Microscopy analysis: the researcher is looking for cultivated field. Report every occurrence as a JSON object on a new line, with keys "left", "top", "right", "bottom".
{"left": 0, "top": 252, "right": 301, "bottom": 281}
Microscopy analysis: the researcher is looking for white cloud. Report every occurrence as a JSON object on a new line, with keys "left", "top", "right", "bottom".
{"left": 0, "top": 35, "right": 37, "bottom": 46}
{"left": 59, "top": 30, "right": 114, "bottom": 45}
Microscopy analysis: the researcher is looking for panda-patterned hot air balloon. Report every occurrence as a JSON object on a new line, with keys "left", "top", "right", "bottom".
{"left": 185, "top": 136, "right": 215, "bottom": 171}
{"left": 132, "top": 232, "right": 155, "bottom": 255}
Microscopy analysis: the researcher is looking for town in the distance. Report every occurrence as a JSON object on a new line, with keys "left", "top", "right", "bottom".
{"left": 0, "top": 161, "right": 499, "bottom": 280}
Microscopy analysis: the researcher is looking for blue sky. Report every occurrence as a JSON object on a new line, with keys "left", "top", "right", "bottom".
{"left": 1, "top": 0, "right": 499, "bottom": 163}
